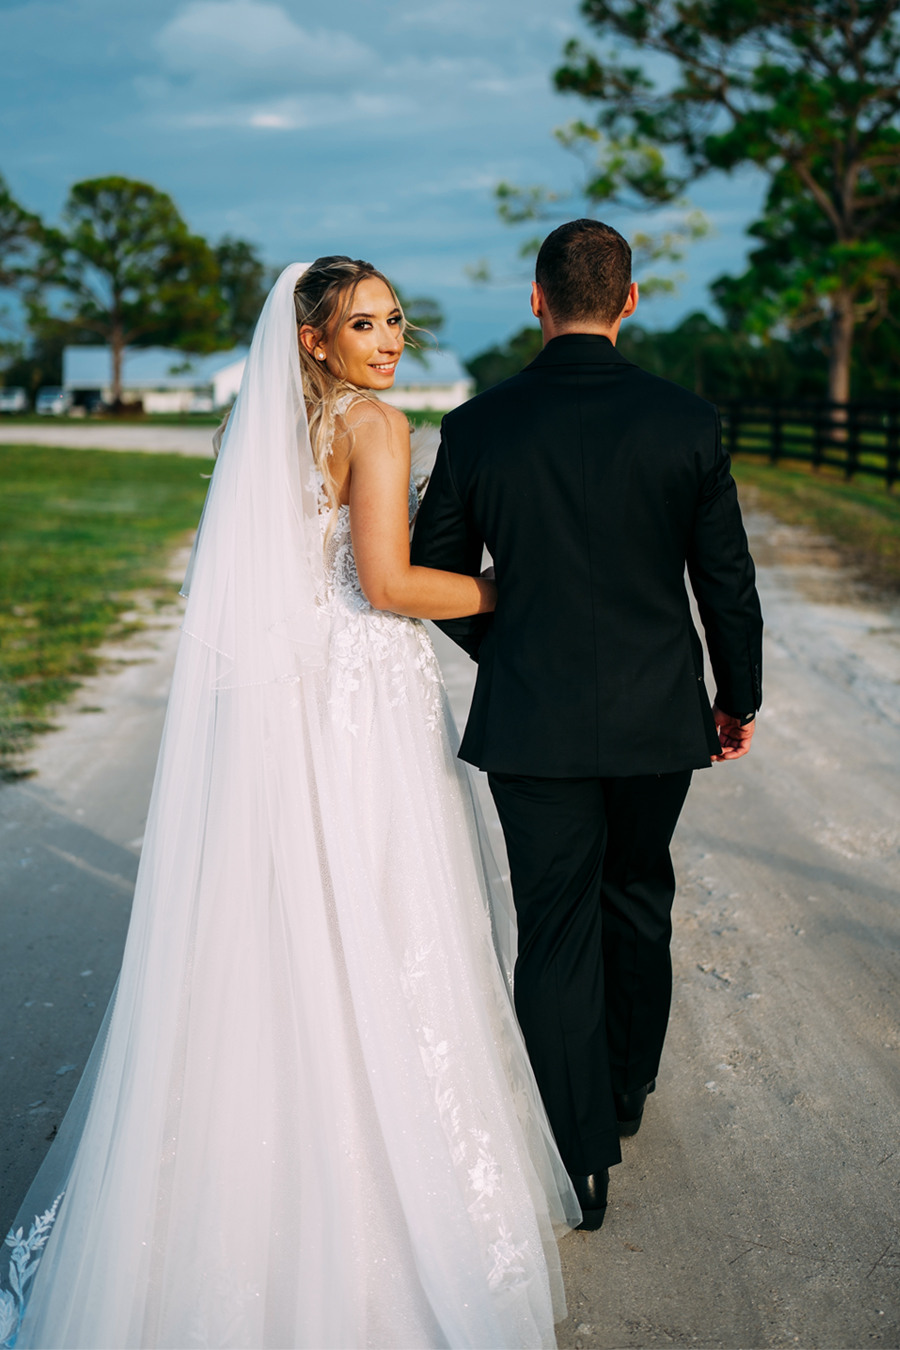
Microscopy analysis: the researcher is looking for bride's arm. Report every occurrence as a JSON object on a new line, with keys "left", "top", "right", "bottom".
{"left": 347, "top": 402, "right": 495, "bottom": 620}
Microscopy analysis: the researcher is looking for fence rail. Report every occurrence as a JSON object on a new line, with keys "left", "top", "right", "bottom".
{"left": 718, "top": 400, "right": 900, "bottom": 488}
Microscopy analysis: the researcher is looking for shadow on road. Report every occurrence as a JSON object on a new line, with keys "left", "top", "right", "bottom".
{"left": 0, "top": 785, "right": 135, "bottom": 1232}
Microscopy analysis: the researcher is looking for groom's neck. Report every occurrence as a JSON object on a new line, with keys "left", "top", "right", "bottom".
{"left": 530, "top": 280, "right": 638, "bottom": 348}
{"left": 539, "top": 318, "right": 621, "bottom": 348}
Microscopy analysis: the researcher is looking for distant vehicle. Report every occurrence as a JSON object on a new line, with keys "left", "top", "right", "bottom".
{"left": 35, "top": 387, "right": 73, "bottom": 416}
{"left": 0, "top": 386, "right": 29, "bottom": 413}
{"left": 71, "top": 391, "right": 107, "bottom": 415}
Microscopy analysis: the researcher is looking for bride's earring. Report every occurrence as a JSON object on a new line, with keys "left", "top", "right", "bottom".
{"left": 316, "top": 350, "right": 326, "bottom": 361}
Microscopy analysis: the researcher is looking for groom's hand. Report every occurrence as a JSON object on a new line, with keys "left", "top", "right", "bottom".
{"left": 711, "top": 705, "right": 756, "bottom": 761}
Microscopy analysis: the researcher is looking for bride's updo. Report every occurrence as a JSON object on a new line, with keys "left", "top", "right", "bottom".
{"left": 294, "top": 255, "right": 406, "bottom": 513}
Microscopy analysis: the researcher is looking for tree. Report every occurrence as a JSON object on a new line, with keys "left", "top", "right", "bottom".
{"left": 465, "top": 327, "right": 544, "bottom": 393}
{"left": 214, "top": 235, "right": 271, "bottom": 346}
{"left": 554, "top": 0, "right": 900, "bottom": 402}
{"left": 0, "top": 173, "right": 44, "bottom": 373}
{"left": 393, "top": 287, "right": 445, "bottom": 364}
{"left": 0, "top": 172, "right": 41, "bottom": 290}
{"left": 33, "top": 177, "right": 225, "bottom": 405}
{"left": 464, "top": 312, "right": 829, "bottom": 400}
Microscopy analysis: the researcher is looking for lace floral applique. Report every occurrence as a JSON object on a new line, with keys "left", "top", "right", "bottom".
{"left": 486, "top": 1223, "right": 530, "bottom": 1295}
{"left": 400, "top": 942, "right": 434, "bottom": 1001}
{"left": 402, "top": 946, "right": 533, "bottom": 1300}
{"left": 467, "top": 1129, "right": 502, "bottom": 1210}
{"left": 319, "top": 467, "right": 444, "bottom": 736}
{"left": 1, "top": 1193, "right": 64, "bottom": 1347}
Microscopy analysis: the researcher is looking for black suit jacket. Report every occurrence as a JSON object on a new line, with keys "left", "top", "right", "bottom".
{"left": 410, "top": 333, "right": 763, "bottom": 778}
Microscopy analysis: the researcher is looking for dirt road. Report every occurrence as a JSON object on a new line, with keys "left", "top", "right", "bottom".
{"left": 0, "top": 423, "right": 215, "bottom": 455}
{"left": 2, "top": 511, "right": 898, "bottom": 1348}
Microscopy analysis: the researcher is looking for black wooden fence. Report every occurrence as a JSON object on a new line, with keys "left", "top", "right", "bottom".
{"left": 718, "top": 400, "right": 900, "bottom": 488}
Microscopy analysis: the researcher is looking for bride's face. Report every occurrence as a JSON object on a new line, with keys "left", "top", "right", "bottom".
{"left": 302, "top": 277, "right": 404, "bottom": 390}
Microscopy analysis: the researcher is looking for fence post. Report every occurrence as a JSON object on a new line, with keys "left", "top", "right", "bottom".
{"left": 887, "top": 406, "right": 899, "bottom": 491}
{"left": 845, "top": 402, "right": 860, "bottom": 480}
{"left": 770, "top": 403, "right": 782, "bottom": 465}
{"left": 812, "top": 402, "right": 824, "bottom": 471}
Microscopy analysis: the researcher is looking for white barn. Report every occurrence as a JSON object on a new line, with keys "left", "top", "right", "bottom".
{"left": 63, "top": 346, "right": 248, "bottom": 413}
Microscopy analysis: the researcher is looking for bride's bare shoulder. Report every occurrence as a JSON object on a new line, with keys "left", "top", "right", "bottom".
{"left": 343, "top": 397, "right": 409, "bottom": 457}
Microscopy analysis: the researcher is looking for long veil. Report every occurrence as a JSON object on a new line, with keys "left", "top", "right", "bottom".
{"left": 3, "top": 265, "right": 577, "bottom": 1350}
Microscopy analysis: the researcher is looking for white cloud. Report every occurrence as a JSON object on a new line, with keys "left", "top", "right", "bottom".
{"left": 156, "top": 1, "right": 372, "bottom": 85}
{"left": 146, "top": 0, "right": 388, "bottom": 132}
{"left": 249, "top": 110, "right": 295, "bottom": 129}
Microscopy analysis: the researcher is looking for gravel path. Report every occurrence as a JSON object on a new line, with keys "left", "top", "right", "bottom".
{"left": 1, "top": 512, "right": 898, "bottom": 1348}
{"left": 0, "top": 423, "right": 215, "bottom": 455}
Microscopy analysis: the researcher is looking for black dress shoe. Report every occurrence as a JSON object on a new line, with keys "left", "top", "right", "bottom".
{"left": 570, "top": 1170, "right": 609, "bottom": 1231}
{"left": 614, "top": 1079, "right": 656, "bottom": 1137}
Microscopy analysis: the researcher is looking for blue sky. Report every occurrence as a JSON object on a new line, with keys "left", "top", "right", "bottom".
{"left": 0, "top": 0, "right": 766, "bottom": 356}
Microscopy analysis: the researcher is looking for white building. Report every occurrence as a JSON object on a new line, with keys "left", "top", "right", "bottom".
{"left": 63, "top": 346, "right": 248, "bottom": 413}
{"left": 63, "top": 344, "right": 471, "bottom": 414}
{"left": 378, "top": 349, "right": 473, "bottom": 412}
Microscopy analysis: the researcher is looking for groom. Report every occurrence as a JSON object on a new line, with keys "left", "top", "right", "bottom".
{"left": 411, "top": 219, "right": 762, "bottom": 1229}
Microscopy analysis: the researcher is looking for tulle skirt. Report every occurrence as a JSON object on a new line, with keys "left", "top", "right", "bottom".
{"left": 5, "top": 601, "right": 578, "bottom": 1349}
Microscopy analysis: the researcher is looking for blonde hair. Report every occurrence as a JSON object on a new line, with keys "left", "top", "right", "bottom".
{"left": 294, "top": 256, "right": 407, "bottom": 522}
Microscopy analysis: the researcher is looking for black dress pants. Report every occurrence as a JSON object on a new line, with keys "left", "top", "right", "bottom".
{"left": 488, "top": 770, "right": 692, "bottom": 1177}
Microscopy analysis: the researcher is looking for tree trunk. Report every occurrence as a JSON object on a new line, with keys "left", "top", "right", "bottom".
{"left": 828, "top": 289, "right": 854, "bottom": 407}
{"left": 110, "top": 323, "right": 124, "bottom": 406}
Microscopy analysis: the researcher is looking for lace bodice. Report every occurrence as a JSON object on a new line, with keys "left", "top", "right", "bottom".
{"left": 312, "top": 393, "right": 441, "bottom": 736}
{"left": 321, "top": 480, "right": 419, "bottom": 608}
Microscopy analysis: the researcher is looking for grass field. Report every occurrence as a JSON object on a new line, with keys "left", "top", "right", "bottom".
{"left": 731, "top": 456, "right": 900, "bottom": 593}
{"left": 0, "top": 445, "right": 209, "bottom": 776}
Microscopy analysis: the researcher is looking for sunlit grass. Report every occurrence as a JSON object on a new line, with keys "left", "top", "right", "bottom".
{"left": 0, "top": 445, "right": 209, "bottom": 776}
{"left": 731, "top": 456, "right": 900, "bottom": 593}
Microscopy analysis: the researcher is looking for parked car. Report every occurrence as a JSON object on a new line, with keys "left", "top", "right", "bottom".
{"left": 36, "top": 387, "right": 73, "bottom": 416}
{"left": 0, "top": 386, "right": 29, "bottom": 413}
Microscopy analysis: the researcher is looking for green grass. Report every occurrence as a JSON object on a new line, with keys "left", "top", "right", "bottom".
{"left": 731, "top": 456, "right": 900, "bottom": 593}
{"left": 402, "top": 409, "right": 445, "bottom": 427}
{"left": 0, "top": 445, "right": 209, "bottom": 776}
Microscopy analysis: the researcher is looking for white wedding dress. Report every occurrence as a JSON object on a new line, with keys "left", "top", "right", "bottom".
{"left": 2, "top": 268, "right": 579, "bottom": 1350}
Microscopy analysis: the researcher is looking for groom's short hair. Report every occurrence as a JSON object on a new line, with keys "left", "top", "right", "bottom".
{"left": 535, "top": 220, "right": 632, "bottom": 327}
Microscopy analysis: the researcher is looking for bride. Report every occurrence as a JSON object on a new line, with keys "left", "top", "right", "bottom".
{"left": 2, "top": 258, "right": 579, "bottom": 1349}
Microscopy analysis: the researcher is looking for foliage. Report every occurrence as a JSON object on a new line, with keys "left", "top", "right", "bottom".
{"left": 464, "top": 314, "right": 828, "bottom": 398}
{"left": 0, "top": 173, "right": 44, "bottom": 372}
{"left": 1, "top": 322, "right": 98, "bottom": 399}
{"left": 616, "top": 312, "right": 829, "bottom": 399}
{"left": 0, "top": 172, "right": 41, "bottom": 290}
{"left": 214, "top": 235, "right": 271, "bottom": 347}
{"left": 30, "top": 177, "right": 226, "bottom": 402}
{"left": 555, "top": 0, "right": 900, "bottom": 400}
{"left": 465, "top": 327, "right": 544, "bottom": 393}
{"left": 488, "top": 171, "right": 708, "bottom": 296}
{"left": 0, "top": 445, "right": 209, "bottom": 775}
{"left": 394, "top": 286, "right": 445, "bottom": 365}
{"left": 464, "top": 303, "right": 900, "bottom": 400}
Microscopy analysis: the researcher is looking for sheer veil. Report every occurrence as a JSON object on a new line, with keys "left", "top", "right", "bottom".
{"left": 179, "top": 261, "right": 327, "bottom": 675}
{"left": 4, "top": 264, "right": 577, "bottom": 1350}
